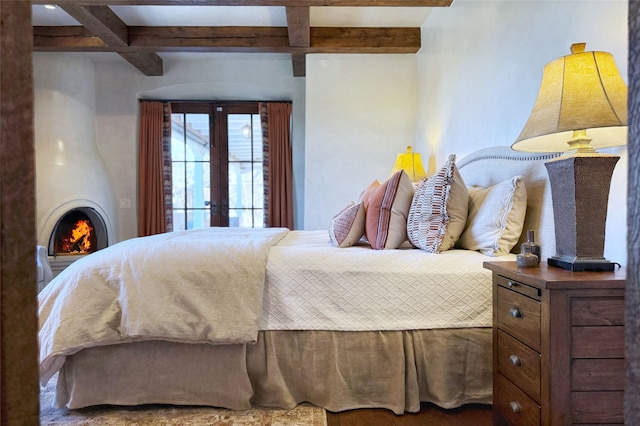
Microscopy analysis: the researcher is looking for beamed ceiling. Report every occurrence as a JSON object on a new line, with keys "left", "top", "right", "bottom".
{"left": 31, "top": 0, "right": 453, "bottom": 77}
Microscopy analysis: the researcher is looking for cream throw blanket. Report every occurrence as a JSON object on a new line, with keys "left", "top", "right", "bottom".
{"left": 38, "top": 227, "right": 289, "bottom": 386}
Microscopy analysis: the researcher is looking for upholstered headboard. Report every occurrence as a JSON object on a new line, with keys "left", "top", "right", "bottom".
{"left": 457, "top": 146, "right": 561, "bottom": 258}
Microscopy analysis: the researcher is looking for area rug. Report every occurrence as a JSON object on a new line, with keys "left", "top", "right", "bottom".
{"left": 40, "top": 375, "right": 327, "bottom": 425}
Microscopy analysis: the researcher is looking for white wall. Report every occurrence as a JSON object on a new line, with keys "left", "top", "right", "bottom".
{"left": 304, "top": 54, "right": 418, "bottom": 230}
{"left": 416, "top": 0, "right": 628, "bottom": 264}
{"left": 90, "top": 53, "right": 305, "bottom": 241}
{"left": 33, "top": 1, "right": 628, "bottom": 264}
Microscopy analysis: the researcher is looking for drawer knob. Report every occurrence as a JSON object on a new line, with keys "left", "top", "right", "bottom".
{"left": 508, "top": 280, "right": 514, "bottom": 288}
{"left": 509, "top": 401, "right": 522, "bottom": 414}
{"left": 509, "top": 307, "right": 522, "bottom": 318}
{"left": 509, "top": 355, "right": 521, "bottom": 366}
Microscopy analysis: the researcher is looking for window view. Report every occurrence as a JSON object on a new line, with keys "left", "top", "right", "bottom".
{"left": 228, "top": 114, "right": 263, "bottom": 228}
{"left": 170, "top": 103, "right": 263, "bottom": 230}
{"left": 170, "top": 113, "right": 210, "bottom": 231}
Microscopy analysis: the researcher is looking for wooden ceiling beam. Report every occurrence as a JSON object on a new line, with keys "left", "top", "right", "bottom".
{"left": 59, "top": 5, "right": 128, "bottom": 45}
{"left": 34, "top": 26, "right": 420, "bottom": 54}
{"left": 286, "top": 7, "right": 309, "bottom": 76}
{"left": 58, "top": 4, "right": 163, "bottom": 75}
{"left": 33, "top": 0, "right": 452, "bottom": 6}
{"left": 310, "top": 27, "right": 420, "bottom": 51}
{"left": 291, "top": 53, "right": 306, "bottom": 77}
{"left": 286, "top": 7, "right": 310, "bottom": 47}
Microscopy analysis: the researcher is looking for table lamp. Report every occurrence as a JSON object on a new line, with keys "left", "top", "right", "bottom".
{"left": 390, "top": 146, "right": 427, "bottom": 182}
{"left": 512, "top": 43, "right": 627, "bottom": 271}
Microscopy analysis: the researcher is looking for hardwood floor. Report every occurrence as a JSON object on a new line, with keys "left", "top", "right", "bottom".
{"left": 326, "top": 403, "right": 493, "bottom": 426}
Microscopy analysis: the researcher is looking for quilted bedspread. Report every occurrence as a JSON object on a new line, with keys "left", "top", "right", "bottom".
{"left": 38, "top": 227, "right": 289, "bottom": 385}
{"left": 260, "top": 230, "right": 512, "bottom": 331}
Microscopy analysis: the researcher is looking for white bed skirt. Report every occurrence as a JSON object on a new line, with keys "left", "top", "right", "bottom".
{"left": 53, "top": 328, "right": 492, "bottom": 414}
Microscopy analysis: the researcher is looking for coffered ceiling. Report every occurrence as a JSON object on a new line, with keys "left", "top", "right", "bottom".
{"left": 31, "top": 1, "right": 453, "bottom": 77}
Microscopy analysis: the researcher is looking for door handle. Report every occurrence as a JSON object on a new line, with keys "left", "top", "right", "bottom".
{"left": 210, "top": 200, "right": 218, "bottom": 215}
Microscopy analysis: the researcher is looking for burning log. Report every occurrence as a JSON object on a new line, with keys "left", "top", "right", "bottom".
{"left": 61, "top": 219, "right": 94, "bottom": 254}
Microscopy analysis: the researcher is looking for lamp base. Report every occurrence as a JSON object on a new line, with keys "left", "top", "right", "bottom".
{"left": 547, "top": 256, "right": 616, "bottom": 272}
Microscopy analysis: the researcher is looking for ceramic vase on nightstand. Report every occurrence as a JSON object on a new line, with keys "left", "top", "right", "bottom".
{"left": 517, "top": 230, "right": 541, "bottom": 267}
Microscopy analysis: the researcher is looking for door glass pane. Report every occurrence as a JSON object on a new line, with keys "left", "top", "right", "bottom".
{"left": 171, "top": 114, "right": 186, "bottom": 161}
{"left": 172, "top": 162, "right": 185, "bottom": 208}
{"left": 253, "top": 210, "right": 264, "bottom": 228}
{"left": 253, "top": 163, "right": 264, "bottom": 206}
{"left": 228, "top": 209, "right": 241, "bottom": 227}
{"left": 173, "top": 210, "right": 186, "bottom": 231}
{"left": 185, "top": 114, "right": 210, "bottom": 162}
{"left": 228, "top": 162, "right": 241, "bottom": 210}
{"left": 190, "top": 209, "right": 208, "bottom": 230}
{"left": 228, "top": 114, "right": 253, "bottom": 162}
{"left": 251, "top": 115, "right": 263, "bottom": 161}
{"left": 185, "top": 162, "right": 194, "bottom": 208}
{"left": 229, "top": 209, "right": 253, "bottom": 228}
{"left": 186, "top": 161, "right": 209, "bottom": 209}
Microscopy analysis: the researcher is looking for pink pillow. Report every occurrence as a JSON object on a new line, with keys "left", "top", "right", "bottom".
{"left": 362, "top": 170, "right": 414, "bottom": 250}
{"left": 328, "top": 202, "right": 366, "bottom": 248}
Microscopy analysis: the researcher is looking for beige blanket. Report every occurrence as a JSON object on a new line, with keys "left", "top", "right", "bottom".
{"left": 38, "top": 227, "right": 289, "bottom": 386}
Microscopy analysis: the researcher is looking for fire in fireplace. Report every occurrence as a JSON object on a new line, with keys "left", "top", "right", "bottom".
{"left": 50, "top": 208, "right": 108, "bottom": 256}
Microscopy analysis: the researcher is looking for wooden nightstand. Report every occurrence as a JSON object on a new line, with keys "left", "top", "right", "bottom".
{"left": 483, "top": 261, "right": 625, "bottom": 426}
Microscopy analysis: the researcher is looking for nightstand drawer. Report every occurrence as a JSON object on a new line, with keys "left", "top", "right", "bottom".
{"left": 496, "top": 275, "right": 540, "bottom": 299}
{"left": 494, "top": 373, "right": 540, "bottom": 426}
{"left": 497, "top": 286, "right": 541, "bottom": 348}
{"left": 496, "top": 330, "right": 540, "bottom": 402}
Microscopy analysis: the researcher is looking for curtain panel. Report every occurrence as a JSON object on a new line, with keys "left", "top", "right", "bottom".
{"left": 138, "top": 101, "right": 172, "bottom": 236}
{"left": 260, "top": 102, "right": 294, "bottom": 229}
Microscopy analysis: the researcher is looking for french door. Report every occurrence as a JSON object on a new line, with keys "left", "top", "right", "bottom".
{"left": 170, "top": 102, "right": 264, "bottom": 229}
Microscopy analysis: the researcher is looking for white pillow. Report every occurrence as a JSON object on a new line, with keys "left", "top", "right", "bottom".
{"left": 328, "top": 202, "right": 365, "bottom": 248}
{"left": 457, "top": 175, "right": 527, "bottom": 256}
{"left": 407, "top": 154, "right": 468, "bottom": 253}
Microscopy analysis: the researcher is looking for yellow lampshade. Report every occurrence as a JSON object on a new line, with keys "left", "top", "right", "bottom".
{"left": 390, "top": 146, "right": 427, "bottom": 182}
{"left": 512, "top": 43, "right": 627, "bottom": 153}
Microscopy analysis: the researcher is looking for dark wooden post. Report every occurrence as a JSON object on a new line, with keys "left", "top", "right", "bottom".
{"left": 627, "top": 1, "right": 640, "bottom": 425}
{"left": 0, "top": 2, "right": 39, "bottom": 425}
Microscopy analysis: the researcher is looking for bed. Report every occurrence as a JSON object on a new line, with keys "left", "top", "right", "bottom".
{"left": 38, "top": 146, "right": 559, "bottom": 414}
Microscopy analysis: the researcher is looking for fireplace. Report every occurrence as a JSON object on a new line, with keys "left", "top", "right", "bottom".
{"left": 34, "top": 54, "right": 118, "bottom": 279}
{"left": 49, "top": 207, "right": 108, "bottom": 256}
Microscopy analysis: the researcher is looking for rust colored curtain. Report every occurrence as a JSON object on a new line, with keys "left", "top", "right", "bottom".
{"left": 138, "top": 101, "right": 172, "bottom": 236}
{"left": 260, "top": 102, "right": 293, "bottom": 229}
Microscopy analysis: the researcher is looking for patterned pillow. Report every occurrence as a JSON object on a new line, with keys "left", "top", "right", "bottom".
{"left": 407, "top": 154, "right": 468, "bottom": 253}
{"left": 328, "top": 202, "right": 366, "bottom": 248}
{"left": 457, "top": 175, "right": 527, "bottom": 256}
{"left": 361, "top": 170, "right": 414, "bottom": 250}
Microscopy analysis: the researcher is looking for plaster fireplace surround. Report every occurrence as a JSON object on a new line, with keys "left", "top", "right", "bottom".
{"left": 34, "top": 53, "right": 117, "bottom": 277}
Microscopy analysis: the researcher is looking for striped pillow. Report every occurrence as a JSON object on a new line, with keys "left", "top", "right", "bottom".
{"left": 328, "top": 202, "right": 366, "bottom": 248}
{"left": 407, "top": 154, "right": 468, "bottom": 253}
{"left": 361, "top": 170, "right": 414, "bottom": 250}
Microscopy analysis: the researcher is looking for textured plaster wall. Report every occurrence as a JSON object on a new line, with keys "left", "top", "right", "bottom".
{"left": 303, "top": 54, "right": 418, "bottom": 230}
{"left": 416, "top": 0, "right": 628, "bottom": 264}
